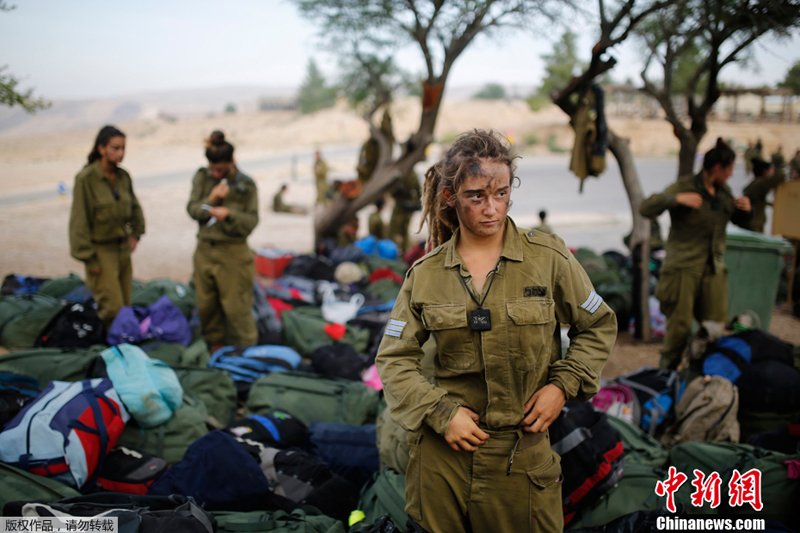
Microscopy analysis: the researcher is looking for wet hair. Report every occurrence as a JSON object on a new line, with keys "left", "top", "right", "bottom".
{"left": 539, "top": 210, "right": 547, "bottom": 221}
{"left": 421, "top": 129, "right": 518, "bottom": 248}
{"left": 205, "top": 130, "right": 234, "bottom": 163}
{"left": 702, "top": 138, "right": 736, "bottom": 172}
{"left": 87, "top": 125, "right": 125, "bottom": 165}
{"left": 752, "top": 157, "right": 772, "bottom": 178}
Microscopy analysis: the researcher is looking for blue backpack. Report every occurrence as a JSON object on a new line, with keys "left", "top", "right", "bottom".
{"left": 615, "top": 367, "right": 684, "bottom": 436}
{"left": 307, "top": 422, "right": 380, "bottom": 487}
{"left": 0, "top": 379, "right": 130, "bottom": 489}
{"left": 703, "top": 336, "right": 751, "bottom": 383}
{"left": 107, "top": 295, "right": 191, "bottom": 347}
{"left": 208, "top": 345, "right": 302, "bottom": 384}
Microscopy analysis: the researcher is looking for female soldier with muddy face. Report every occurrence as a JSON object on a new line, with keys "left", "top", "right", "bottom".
{"left": 69, "top": 125, "right": 145, "bottom": 328}
{"left": 376, "top": 129, "right": 616, "bottom": 533}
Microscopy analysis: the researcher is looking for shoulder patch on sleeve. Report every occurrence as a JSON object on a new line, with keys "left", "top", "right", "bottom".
{"left": 522, "top": 229, "right": 569, "bottom": 259}
{"left": 579, "top": 290, "right": 604, "bottom": 314}
{"left": 384, "top": 319, "right": 407, "bottom": 337}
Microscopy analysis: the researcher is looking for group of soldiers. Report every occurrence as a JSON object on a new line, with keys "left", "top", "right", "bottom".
{"left": 275, "top": 109, "right": 423, "bottom": 254}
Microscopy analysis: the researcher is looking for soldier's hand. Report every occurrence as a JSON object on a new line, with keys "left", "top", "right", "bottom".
{"left": 89, "top": 266, "right": 101, "bottom": 276}
{"left": 129, "top": 236, "right": 138, "bottom": 252}
{"left": 522, "top": 384, "right": 566, "bottom": 433}
{"left": 209, "top": 207, "right": 230, "bottom": 221}
{"left": 676, "top": 192, "right": 702, "bottom": 209}
{"left": 445, "top": 407, "right": 490, "bottom": 452}
{"left": 733, "top": 196, "right": 751, "bottom": 212}
{"left": 210, "top": 182, "right": 230, "bottom": 203}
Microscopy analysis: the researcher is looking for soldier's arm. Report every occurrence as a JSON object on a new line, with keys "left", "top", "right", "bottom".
{"left": 375, "top": 269, "right": 459, "bottom": 436}
{"left": 549, "top": 250, "right": 617, "bottom": 402}
{"left": 221, "top": 184, "right": 259, "bottom": 237}
{"left": 640, "top": 183, "right": 682, "bottom": 218}
{"left": 128, "top": 176, "right": 145, "bottom": 237}
{"left": 187, "top": 170, "right": 212, "bottom": 223}
{"left": 730, "top": 202, "right": 753, "bottom": 228}
{"left": 68, "top": 175, "right": 99, "bottom": 270}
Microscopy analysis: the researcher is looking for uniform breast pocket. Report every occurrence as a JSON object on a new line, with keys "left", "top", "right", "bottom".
{"left": 93, "top": 201, "right": 117, "bottom": 225}
{"left": 421, "top": 303, "right": 476, "bottom": 371}
{"left": 506, "top": 298, "right": 555, "bottom": 371}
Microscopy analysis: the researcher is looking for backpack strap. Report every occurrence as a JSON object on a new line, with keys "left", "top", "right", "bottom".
{"left": 68, "top": 380, "right": 118, "bottom": 489}
{"left": 172, "top": 500, "right": 214, "bottom": 533}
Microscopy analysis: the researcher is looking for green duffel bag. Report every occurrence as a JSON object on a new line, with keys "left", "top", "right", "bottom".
{"left": 37, "top": 273, "right": 85, "bottom": 299}
{"left": 116, "top": 395, "right": 209, "bottom": 464}
{"left": 669, "top": 442, "right": 800, "bottom": 521}
{"left": 737, "top": 407, "right": 800, "bottom": 443}
{"left": 246, "top": 371, "right": 380, "bottom": 426}
{"left": 363, "top": 256, "right": 408, "bottom": 278}
{"left": 214, "top": 508, "right": 345, "bottom": 533}
{"left": 132, "top": 278, "right": 196, "bottom": 318}
{"left": 567, "top": 464, "right": 666, "bottom": 529}
{"left": 281, "top": 307, "right": 369, "bottom": 357}
{"left": 0, "top": 346, "right": 105, "bottom": 387}
{"left": 351, "top": 468, "right": 407, "bottom": 532}
{"left": 365, "top": 279, "right": 402, "bottom": 303}
{"left": 0, "top": 294, "right": 63, "bottom": 349}
{"left": 0, "top": 462, "right": 80, "bottom": 515}
{"left": 140, "top": 339, "right": 211, "bottom": 367}
{"left": 171, "top": 365, "right": 237, "bottom": 426}
{"left": 606, "top": 414, "right": 668, "bottom": 469}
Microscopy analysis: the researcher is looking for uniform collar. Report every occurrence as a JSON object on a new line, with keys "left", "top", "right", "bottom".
{"left": 443, "top": 217, "right": 524, "bottom": 270}
{"left": 88, "top": 160, "right": 121, "bottom": 183}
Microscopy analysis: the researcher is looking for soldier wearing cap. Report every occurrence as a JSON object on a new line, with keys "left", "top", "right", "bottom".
{"left": 375, "top": 129, "right": 617, "bottom": 533}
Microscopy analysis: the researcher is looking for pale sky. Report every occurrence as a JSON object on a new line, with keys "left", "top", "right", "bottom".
{"left": 2, "top": 0, "right": 799, "bottom": 101}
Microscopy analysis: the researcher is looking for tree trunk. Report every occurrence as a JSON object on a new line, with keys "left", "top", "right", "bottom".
{"left": 677, "top": 130, "right": 699, "bottom": 177}
{"left": 608, "top": 129, "right": 651, "bottom": 341}
{"left": 314, "top": 80, "right": 445, "bottom": 241}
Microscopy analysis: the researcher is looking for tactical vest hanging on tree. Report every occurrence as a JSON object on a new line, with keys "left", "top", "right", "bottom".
{"left": 569, "top": 84, "right": 608, "bottom": 191}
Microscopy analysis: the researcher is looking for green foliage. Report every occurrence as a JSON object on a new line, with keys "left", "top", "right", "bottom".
{"left": 338, "top": 52, "right": 410, "bottom": 111}
{"left": 0, "top": 66, "right": 49, "bottom": 113}
{"left": 297, "top": 58, "right": 337, "bottom": 114}
{"left": 547, "top": 133, "right": 568, "bottom": 153}
{"left": 525, "top": 133, "right": 538, "bottom": 145}
{"left": 527, "top": 31, "right": 583, "bottom": 111}
{"left": 224, "top": 103, "right": 236, "bottom": 114}
{"left": 671, "top": 41, "right": 708, "bottom": 96}
{"left": 526, "top": 94, "right": 550, "bottom": 111}
{"left": 779, "top": 60, "right": 800, "bottom": 95}
{"left": 473, "top": 83, "right": 506, "bottom": 100}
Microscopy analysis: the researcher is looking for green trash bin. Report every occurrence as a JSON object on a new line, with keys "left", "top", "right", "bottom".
{"left": 724, "top": 226, "right": 793, "bottom": 330}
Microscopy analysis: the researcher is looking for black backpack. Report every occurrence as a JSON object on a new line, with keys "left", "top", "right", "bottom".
{"left": 35, "top": 301, "right": 106, "bottom": 349}
{"left": 0, "top": 371, "right": 40, "bottom": 428}
{"left": 283, "top": 255, "right": 335, "bottom": 282}
{"left": 311, "top": 342, "right": 370, "bottom": 381}
{"left": 96, "top": 446, "right": 169, "bottom": 495}
{"left": 550, "top": 401, "right": 625, "bottom": 526}
{"left": 615, "top": 367, "right": 683, "bottom": 436}
{"left": 225, "top": 410, "right": 309, "bottom": 450}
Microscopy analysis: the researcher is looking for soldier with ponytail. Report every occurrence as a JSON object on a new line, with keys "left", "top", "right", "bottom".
{"left": 641, "top": 137, "right": 752, "bottom": 370}
{"left": 69, "top": 125, "right": 145, "bottom": 327}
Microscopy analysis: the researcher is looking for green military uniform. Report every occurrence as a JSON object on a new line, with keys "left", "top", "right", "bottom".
{"left": 789, "top": 153, "right": 800, "bottom": 179}
{"left": 273, "top": 189, "right": 291, "bottom": 213}
{"left": 337, "top": 226, "right": 357, "bottom": 248}
{"left": 69, "top": 161, "right": 145, "bottom": 328}
{"left": 187, "top": 167, "right": 258, "bottom": 347}
{"left": 744, "top": 147, "right": 756, "bottom": 175}
{"left": 388, "top": 170, "right": 422, "bottom": 253}
{"left": 771, "top": 151, "right": 786, "bottom": 181}
{"left": 743, "top": 172, "right": 785, "bottom": 233}
{"left": 375, "top": 218, "right": 617, "bottom": 533}
{"left": 356, "top": 110, "right": 394, "bottom": 184}
{"left": 641, "top": 173, "right": 751, "bottom": 369}
{"left": 314, "top": 159, "right": 329, "bottom": 206}
{"left": 368, "top": 211, "right": 386, "bottom": 240}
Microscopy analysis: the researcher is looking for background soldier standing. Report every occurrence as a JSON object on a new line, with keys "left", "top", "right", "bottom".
{"left": 69, "top": 125, "right": 145, "bottom": 328}
{"left": 356, "top": 109, "right": 394, "bottom": 184}
{"left": 742, "top": 157, "right": 784, "bottom": 233}
{"left": 641, "top": 139, "right": 751, "bottom": 370}
{"left": 187, "top": 130, "right": 258, "bottom": 348}
{"left": 388, "top": 167, "right": 422, "bottom": 253}
{"left": 368, "top": 199, "right": 387, "bottom": 239}
{"left": 314, "top": 151, "right": 329, "bottom": 206}
{"left": 376, "top": 130, "right": 616, "bottom": 533}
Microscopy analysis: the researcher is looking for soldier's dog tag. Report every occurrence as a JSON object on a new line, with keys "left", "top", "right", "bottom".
{"left": 470, "top": 309, "right": 492, "bottom": 331}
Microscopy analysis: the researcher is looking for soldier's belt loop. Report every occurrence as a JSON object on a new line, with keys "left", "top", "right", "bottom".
{"left": 506, "top": 429, "right": 524, "bottom": 476}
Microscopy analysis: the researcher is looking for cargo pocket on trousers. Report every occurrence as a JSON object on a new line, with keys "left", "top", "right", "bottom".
{"left": 526, "top": 451, "right": 562, "bottom": 492}
{"left": 405, "top": 431, "right": 423, "bottom": 522}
